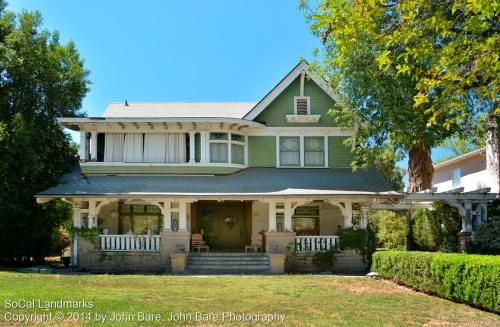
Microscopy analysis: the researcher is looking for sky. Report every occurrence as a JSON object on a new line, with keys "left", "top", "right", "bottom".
{"left": 9, "top": 0, "right": 452, "bottom": 176}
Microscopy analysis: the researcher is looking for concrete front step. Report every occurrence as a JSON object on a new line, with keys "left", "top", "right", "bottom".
{"left": 186, "top": 252, "right": 270, "bottom": 274}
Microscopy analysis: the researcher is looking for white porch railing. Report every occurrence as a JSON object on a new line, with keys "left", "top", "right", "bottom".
{"left": 294, "top": 236, "right": 339, "bottom": 252}
{"left": 99, "top": 235, "right": 161, "bottom": 251}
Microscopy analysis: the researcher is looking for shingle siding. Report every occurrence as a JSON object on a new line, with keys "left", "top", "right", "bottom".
{"left": 248, "top": 136, "right": 276, "bottom": 167}
{"left": 329, "top": 136, "right": 352, "bottom": 168}
{"left": 254, "top": 77, "right": 338, "bottom": 127}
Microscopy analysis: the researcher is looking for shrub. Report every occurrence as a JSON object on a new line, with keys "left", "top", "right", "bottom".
{"left": 370, "top": 210, "right": 408, "bottom": 250}
{"left": 471, "top": 200, "right": 500, "bottom": 254}
{"left": 338, "top": 227, "right": 376, "bottom": 267}
{"left": 411, "top": 202, "right": 461, "bottom": 252}
{"left": 372, "top": 251, "right": 500, "bottom": 313}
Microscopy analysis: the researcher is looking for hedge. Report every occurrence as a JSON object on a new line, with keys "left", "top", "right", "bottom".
{"left": 372, "top": 251, "right": 500, "bottom": 313}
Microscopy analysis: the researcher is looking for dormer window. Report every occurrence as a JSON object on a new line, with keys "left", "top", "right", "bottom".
{"left": 294, "top": 96, "right": 310, "bottom": 115}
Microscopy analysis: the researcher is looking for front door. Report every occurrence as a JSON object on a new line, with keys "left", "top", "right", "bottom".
{"left": 198, "top": 202, "right": 249, "bottom": 250}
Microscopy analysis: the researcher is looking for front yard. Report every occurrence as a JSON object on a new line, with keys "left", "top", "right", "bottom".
{"left": 0, "top": 272, "right": 498, "bottom": 326}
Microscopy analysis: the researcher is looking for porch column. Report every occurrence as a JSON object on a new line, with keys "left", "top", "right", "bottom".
{"left": 344, "top": 201, "right": 353, "bottom": 228}
{"left": 189, "top": 132, "right": 196, "bottom": 163}
{"left": 88, "top": 200, "right": 97, "bottom": 228}
{"left": 73, "top": 207, "right": 82, "bottom": 228}
{"left": 284, "top": 201, "right": 293, "bottom": 232}
{"left": 179, "top": 201, "right": 188, "bottom": 232}
{"left": 200, "top": 131, "right": 207, "bottom": 163}
{"left": 461, "top": 202, "right": 473, "bottom": 232}
{"left": 79, "top": 131, "right": 88, "bottom": 161}
{"left": 90, "top": 131, "right": 98, "bottom": 161}
{"left": 360, "top": 207, "right": 369, "bottom": 229}
{"left": 163, "top": 201, "right": 172, "bottom": 231}
{"left": 268, "top": 201, "right": 277, "bottom": 232}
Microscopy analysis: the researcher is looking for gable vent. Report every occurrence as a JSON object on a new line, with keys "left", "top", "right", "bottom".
{"left": 295, "top": 97, "right": 310, "bottom": 115}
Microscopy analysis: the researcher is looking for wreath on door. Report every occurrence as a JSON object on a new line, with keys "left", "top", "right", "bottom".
{"left": 224, "top": 216, "right": 238, "bottom": 229}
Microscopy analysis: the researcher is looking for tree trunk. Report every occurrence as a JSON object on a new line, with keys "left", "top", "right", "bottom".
{"left": 408, "top": 142, "right": 433, "bottom": 192}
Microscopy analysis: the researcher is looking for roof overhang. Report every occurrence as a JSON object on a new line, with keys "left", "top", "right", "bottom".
{"left": 433, "top": 147, "right": 486, "bottom": 170}
{"left": 58, "top": 117, "right": 266, "bottom": 132}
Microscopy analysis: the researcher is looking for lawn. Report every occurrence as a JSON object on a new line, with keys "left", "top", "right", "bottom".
{"left": 0, "top": 272, "right": 498, "bottom": 326}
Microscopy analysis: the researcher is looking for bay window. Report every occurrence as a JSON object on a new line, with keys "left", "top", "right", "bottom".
{"left": 209, "top": 132, "right": 246, "bottom": 165}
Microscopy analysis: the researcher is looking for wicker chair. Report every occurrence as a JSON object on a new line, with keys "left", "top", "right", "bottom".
{"left": 245, "top": 234, "right": 263, "bottom": 253}
{"left": 191, "top": 233, "right": 209, "bottom": 252}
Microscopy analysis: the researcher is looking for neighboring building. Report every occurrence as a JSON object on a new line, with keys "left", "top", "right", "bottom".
{"left": 432, "top": 148, "right": 489, "bottom": 193}
{"left": 36, "top": 61, "right": 398, "bottom": 273}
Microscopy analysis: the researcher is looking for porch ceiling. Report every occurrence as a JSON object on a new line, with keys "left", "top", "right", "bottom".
{"left": 36, "top": 166, "right": 400, "bottom": 200}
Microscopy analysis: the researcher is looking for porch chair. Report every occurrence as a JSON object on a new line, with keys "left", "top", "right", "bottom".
{"left": 191, "top": 233, "right": 209, "bottom": 252}
{"left": 245, "top": 234, "right": 263, "bottom": 253}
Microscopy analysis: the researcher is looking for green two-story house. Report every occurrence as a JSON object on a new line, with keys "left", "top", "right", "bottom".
{"left": 37, "top": 61, "right": 398, "bottom": 273}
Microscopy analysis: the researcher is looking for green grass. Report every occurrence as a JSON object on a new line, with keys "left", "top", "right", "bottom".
{"left": 0, "top": 272, "right": 498, "bottom": 326}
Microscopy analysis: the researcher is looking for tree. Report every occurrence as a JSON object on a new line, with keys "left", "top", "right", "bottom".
{"left": 0, "top": 1, "right": 89, "bottom": 263}
{"left": 303, "top": 0, "right": 498, "bottom": 191}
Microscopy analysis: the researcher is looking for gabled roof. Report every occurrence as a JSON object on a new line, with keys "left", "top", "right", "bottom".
{"left": 104, "top": 102, "right": 256, "bottom": 119}
{"left": 244, "top": 61, "right": 342, "bottom": 120}
{"left": 434, "top": 147, "right": 486, "bottom": 170}
{"left": 37, "top": 167, "right": 399, "bottom": 199}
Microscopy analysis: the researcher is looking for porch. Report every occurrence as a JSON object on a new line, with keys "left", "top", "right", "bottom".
{"left": 69, "top": 197, "right": 371, "bottom": 273}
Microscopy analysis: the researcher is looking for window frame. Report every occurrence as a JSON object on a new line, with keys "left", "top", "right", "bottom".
{"left": 277, "top": 135, "right": 328, "bottom": 168}
{"left": 452, "top": 168, "right": 461, "bottom": 188}
{"left": 208, "top": 132, "right": 247, "bottom": 165}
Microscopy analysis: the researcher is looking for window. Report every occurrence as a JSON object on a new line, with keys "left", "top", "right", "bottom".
{"left": 209, "top": 132, "right": 228, "bottom": 163}
{"left": 294, "top": 96, "right": 310, "bottom": 115}
{"left": 117, "top": 204, "right": 162, "bottom": 235}
{"left": 209, "top": 132, "right": 246, "bottom": 165}
{"left": 304, "top": 137, "right": 324, "bottom": 166}
{"left": 231, "top": 133, "right": 245, "bottom": 165}
{"left": 278, "top": 136, "right": 327, "bottom": 167}
{"left": 279, "top": 137, "right": 300, "bottom": 166}
{"left": 453, "top": 168, "right": 461, "bottom": 188}
{"left": 293, "top": 205, "right": 320, "bottom": 236}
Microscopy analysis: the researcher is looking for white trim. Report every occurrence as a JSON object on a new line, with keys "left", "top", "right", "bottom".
{"left": 250, "top": 127, "right": 352, "bottom": 137}
{"left": 79, "top": 132, "right": 88, "bottom": 161}
{"left": 200, "top": 131, "right": 207, "bottom": 163}
{"left": 324, "top": 135, "right": 329, "bottom": 168}
{"left": 285, "top": 114, "right": 321, "bottom": 123}
{"left": 90, "top": 131, "right": 98, "bottom": 160}
{"left": 189, "top": 132, "right": 195, "bottom": 163}
{"left": 244, "top": 61, "right": 343, "bottom": 120}
{"left": 80, "top": 162, "right": 247, "bottom": 169}
{"left": 299, "top": 135, "right": 305, "bottom": 167}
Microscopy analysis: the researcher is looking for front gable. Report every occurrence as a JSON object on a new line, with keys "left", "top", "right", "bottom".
{"left": 244, "top": 61, "right": 342, "bottom": 127}
{"left": 253, "top": 76, "right": 338, "bottom": 127}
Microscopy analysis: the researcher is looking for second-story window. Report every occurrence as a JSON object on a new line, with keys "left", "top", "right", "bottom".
{"left": 279, "top": 136, "right": 300, "bottom": 166}
{"left": 278, "top": 135, "right": 327, "bottom": 168}
{"left": 453, "top": 168, "right": 461, "bottom": 188}
{"left": 209, "top": 132, "right": 246, "bottom": 164}
{"left": 209, "top": 132, "right": 229, "bottom": 163}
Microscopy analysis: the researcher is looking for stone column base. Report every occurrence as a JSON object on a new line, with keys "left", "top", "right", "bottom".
{"left": 268, "top": 254, "right": 286, "bottom": 274}
{"left": 458, "top": 231, "right": 473, "bottom": 253}
{"left": 265, "top": 232, "right": 296, "bottom": 253}
{"left": 170, "top": 253, "right": 187, "bottom": 273}
{"left": 161, "top": 231, "right": 191, "bottom": 255}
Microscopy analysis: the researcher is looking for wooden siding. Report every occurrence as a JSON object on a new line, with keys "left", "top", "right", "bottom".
{"left": 81, "top": 165, "right": 242, "bottom": 175}
{"left": 328, "top": 136, "right": 352, "bottom": 168}
{"left": 248, "top": 136, "right": 276, "bottom": 167}
{"left": 254, "top": 77, "right": 338, "bottom": 127}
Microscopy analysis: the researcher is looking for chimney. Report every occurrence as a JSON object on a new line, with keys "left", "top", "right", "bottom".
{"left": 486, "top": 116, "right": 500, "bottom": 193}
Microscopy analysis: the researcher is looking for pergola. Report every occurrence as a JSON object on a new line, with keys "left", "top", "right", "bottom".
{"left": 372, "top": 187, "right": 497, "bottom": 234}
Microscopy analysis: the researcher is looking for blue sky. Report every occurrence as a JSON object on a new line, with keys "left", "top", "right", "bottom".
{"left": 10, "top": 0, "right": 452, "bottom": 175}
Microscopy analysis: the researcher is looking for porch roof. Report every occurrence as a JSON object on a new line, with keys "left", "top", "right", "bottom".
{"left": 36, "top": 167, "right": 400, "bottom": 199}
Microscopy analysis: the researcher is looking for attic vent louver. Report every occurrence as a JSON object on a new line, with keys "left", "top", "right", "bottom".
{"left": 296, "top": 97, "right": 308, "bottom": 115}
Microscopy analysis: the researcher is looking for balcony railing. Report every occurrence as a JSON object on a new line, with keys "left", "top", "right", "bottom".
{"left": 99, "top": 235, "right": 161, "bottom": 251}
{"left": 294, "top": 235, "right": 338, "bottom": 252}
